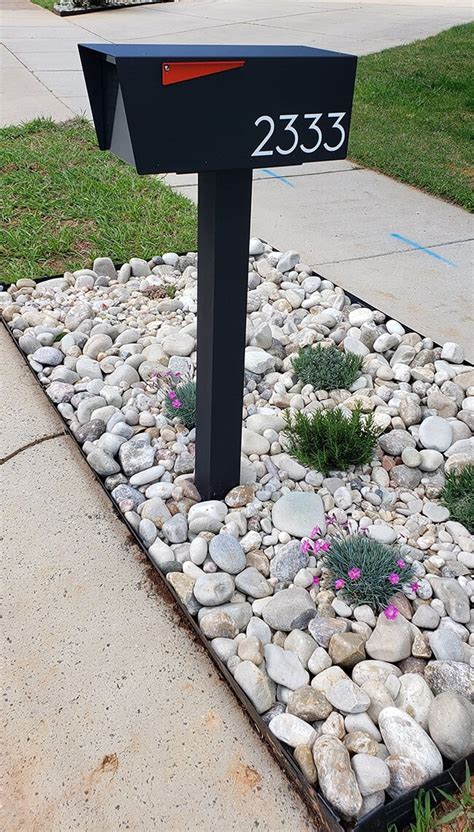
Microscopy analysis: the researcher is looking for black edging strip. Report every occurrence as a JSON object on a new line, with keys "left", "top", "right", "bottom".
{"left": 2, "top": 266, "right": 472, "bottom": 832}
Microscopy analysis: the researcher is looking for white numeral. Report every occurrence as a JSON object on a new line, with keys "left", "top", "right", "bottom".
{"left": 251, "top": 111, "right": 347, "bottom": 158}
{"left": 251, "top": 115, "right": 275, "bottom": 157}
{"left": 275, "top": 114, "right": 299, "bottom": 155}
{"left": 323, "top": 112, "right": 346, "bottom": 152}
{"left": 300, "top": 113, "right": 323, "bottom": 154}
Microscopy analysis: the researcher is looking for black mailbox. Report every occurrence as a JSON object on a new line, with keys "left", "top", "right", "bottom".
{"left": 79, "top": 44, "right": 357, "bottom": 175}
{"left": 79, "top": 43, "right": 357, "bottom": 500}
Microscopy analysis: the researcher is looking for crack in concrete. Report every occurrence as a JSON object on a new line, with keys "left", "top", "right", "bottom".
{"left": 0, "top": 431, "right": 66, "bottom": 465}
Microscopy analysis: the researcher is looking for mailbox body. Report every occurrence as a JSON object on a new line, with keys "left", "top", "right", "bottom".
{"left": 79, "top": 44, "right": 357, "bottom": 175}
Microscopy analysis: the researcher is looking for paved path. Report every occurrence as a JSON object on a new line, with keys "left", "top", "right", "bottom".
{"left": 1, "top": 0, "right": 472, "bottom": 354}
{"left": 0, "top": 325, "right": 318, "bottom": 832}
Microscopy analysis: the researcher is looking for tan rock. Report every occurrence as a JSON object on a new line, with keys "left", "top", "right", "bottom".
{"left": 287, "top": 686, "right": 333, "bottom": 722}
{"left": 328, "top": 632, "right": 366, "bottom": 668}
{"left": 313, "top": 736, "right": 363, "bottom": 817}
{"left": 344, "top": 731, "right": 379, "bottom": 756}
{"left": 294, "top": 745, "right": 318, "bottom": 784}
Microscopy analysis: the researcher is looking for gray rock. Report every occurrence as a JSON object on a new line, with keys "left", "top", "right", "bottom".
{"left": 75, "top": 419, "right": 106, "bottom": 444}
{"left": 313, "top": 736, "right": 363, "bottom": 817}
{"left": 308, "top": 614, "right": 350, "bottom": 649}
{"left": 270, "top": 541, "right": 309, "bottom": 582}
{"left": 352, "top": 754, "right": 390, "bottom": 796}
{"left": 244, "top": 347, "right": 275, "bottom": 375}
{"left": 264, "top": 643, "right": 309, "bottom": 690}
{"left": 386, "top": 755, "right": 428, "bottom": 798}
{"left": 277, "top": 250, "right": 299, "bottom": 273}
{"left": 325, "top": 680, "right": 370, "bottom": 714}
{"left": 93, "top": 256, "right": 117, "bottom": 280}
{"left": 32, "top": 346, "right": 63, "bottom": 366}
{"left": 162, "top": 513, "right": 188, "bottom": 544}
{"left": 419, "top": 416, "right": 453, "bottom": 452}
{"left": 379, "top": 707, "right": 443, "bottom": 778}
{"left": 395, "top": 674, "right": 434, "bottom": 730}
{"left": 379, "top": 430, "right": 416, "bottom": 456}
{"left": 430, "top": 577, "right": 470, "bottom": 624}
{"left": 111, "top": 484, "right": 145, "bottom": 510}
{"left": 269, "top": 713, "right": 316, "bottom": 748}
{"left": 429, "top": 629, "right": 465, "bottom": 662}
{"left": 209, "top": 534, "right": 246, "bottom": 574}
{"left": 162, "top": 332, "right": 195, "bottom": 357}
{"left": 390, "top": 465, "right": 422, "bottom": 489}
{"left": 19, "top": 334, "right": 41, "bottom": 355}
{"left": 365, "top": 613, "right": 413, "bottom": 662}
{"left": 428, "top": 692, "right": 474, "bottom": 761}
{"left": 424, "top": 661, "right": 473, "bottom": 698}
{"left": 46, "top": 381, "right": 75, "bottom": 403}
{"left": 87, "top": 448, "right": 120, "bottom": 476}
{"left": 83, "top": 333, "right": 113, "bottom": 359}
{"left": 284, "top": 630, "right": 317, "bottom": 669}
{"left": 311, "top": 666, "right": 349, "bottom": 695}
{"left": 234, "top": 661, "right": 274, "bottom": 714}
{"left": 105, "top": 364, "right": 140, "bottom": 388}
{"left": 262, "top": 588, "right": 315, "bottom": 632}
{"left": 193, "top": 573, "right": 235, "bottom": 607}
{"left": 272, "top": 491, "right": 325, "bottom": 539}
{"left": 75, "top": 356, "right": 102, "bottom": 380}
{"left": 198, "top": 602, "right": 252, "bottom": 632}
{"left": 412, "top": 605, "right": 440, "bottom": 630}
{"left": 119, "top": 438, "right": 155, "bottom": 476}
{"left": 235, "top": 567, "right": 273, "bottom": 598}
{"left": 287, "top": 686, "right": 333, "bottom": 721}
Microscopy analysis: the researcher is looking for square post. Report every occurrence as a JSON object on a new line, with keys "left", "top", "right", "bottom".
{"left": 194, "top": 169, "right": 253, "bottom": 500}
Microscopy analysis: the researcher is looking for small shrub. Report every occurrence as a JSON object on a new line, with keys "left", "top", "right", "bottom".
{"left": 321, "top": 532, "right": 415, "bottom": 612}
{"left": 292, "top": 344, "right": 362, "bottom": 390}
{"left": 164, "top": 379, "right": 196, "bottom": 429}
{"left": 165, "top": 284, "right": 177, "bottom": 299}
{"left": 440, "top": 465, "right": 474, "bottom": 533}
{"left": 283, "top": 404, "right": 381, "bottom": 474}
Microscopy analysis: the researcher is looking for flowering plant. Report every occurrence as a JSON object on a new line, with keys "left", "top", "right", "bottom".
{"left": 148, "top": 369, "right": 196, "bottom": 429}
{"left": 301, "top": 514, "right": 416, "bottom": 617}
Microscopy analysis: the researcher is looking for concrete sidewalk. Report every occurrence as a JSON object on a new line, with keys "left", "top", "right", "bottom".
{"left": 0, "top": 324, "right": 317, "bottom": 832}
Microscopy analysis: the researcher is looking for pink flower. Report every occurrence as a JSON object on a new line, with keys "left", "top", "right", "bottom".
{"left": 312, "top": 576, "right": 320, "bottom": 586}
{"left": 171, "top": 399, "right": 182, "bottom": 409}
{"left": 410, "top": 581, "right": 420, "bottom": 593}
{"left": 348, "top": 567, "right": 361, "bottom": 581}
{"left": 300, "top": 539, "right": 311, "bottom": 554}
{"left": 168, "top": 391, "right": 176, "bottom": 400}
{"left": 388, "top": 572, "right": 400, "bottom": 585}
{"left": 383, "top": 604, "right": 399, "bottom": 620}
{"left": 334, "top": 578, "right": 345, "bottom": 591}
{"left": 396, "top": 559, "right": 406, "bottom": 569}
{"left": 318, "top": 540, "right": 330, "bottom": 553}
{"left": 310, "top": 526, "right": 321, "bottom": 539}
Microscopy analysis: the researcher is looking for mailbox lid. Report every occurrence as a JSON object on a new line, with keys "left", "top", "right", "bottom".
{"left": 79, "top": 44, "right": 357, "bottom": 175}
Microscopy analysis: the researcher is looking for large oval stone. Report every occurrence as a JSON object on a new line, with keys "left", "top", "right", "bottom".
{"left": 272, "top": 491, "right": 326, "bottom": 538}
{"left": 379, "top": 707, "right": 443, "bottom": 778}
{"left": 313, "top": 735, "right": 362, "bottom": 817}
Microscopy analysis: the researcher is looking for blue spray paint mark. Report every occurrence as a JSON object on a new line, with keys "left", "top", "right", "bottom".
{"left": 262, "top": 168, "right": 295, "bottom": 188}
{"left": 390, "top": 233, "right": 457, "bottom": 267}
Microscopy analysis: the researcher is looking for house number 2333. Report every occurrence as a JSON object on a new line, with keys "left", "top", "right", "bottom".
{"left": 251, "top": 112, "right": 347, "bottom": 157}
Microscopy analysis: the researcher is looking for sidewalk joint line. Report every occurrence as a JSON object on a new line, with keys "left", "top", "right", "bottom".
{"left": 314, "top": 236, "right": 474, "bottom": 266}
{"left": 1, "top": 431, "right": 65, "bottom": 466}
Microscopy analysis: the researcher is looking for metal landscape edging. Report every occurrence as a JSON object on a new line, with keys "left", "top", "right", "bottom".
{"left": 2, "top": 266, "right": 472, "bottom": 832}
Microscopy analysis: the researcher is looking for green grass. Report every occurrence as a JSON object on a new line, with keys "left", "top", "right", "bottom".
{"left": 31, "top": 0, "right": 55, "bottom": 10}
{"left": 440, "top": 464, "right": 474, "bottom": 533}
{"left": 0, "top": 118, "right": 197, "bottom": 284}
{"left": 349, "top": 23, "right": 474, "bottom": 211}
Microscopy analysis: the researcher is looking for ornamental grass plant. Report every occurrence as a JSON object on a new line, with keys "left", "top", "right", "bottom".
{"left": 292, "top": 344, "right": 362, "bottom": 391}
{"left": 440, "top": 465, "right": 474, "bottom": 533}
{"left": 283, "top": 404, "right": 381, "bottom": 475}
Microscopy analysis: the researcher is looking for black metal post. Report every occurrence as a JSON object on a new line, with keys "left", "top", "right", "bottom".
{"left": 194, "top": 169, "right": 253, "bottom": 500}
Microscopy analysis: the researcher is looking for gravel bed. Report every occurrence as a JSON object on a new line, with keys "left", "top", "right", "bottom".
{"left": 2, "top": 242, "right": 473, "bottom": 823}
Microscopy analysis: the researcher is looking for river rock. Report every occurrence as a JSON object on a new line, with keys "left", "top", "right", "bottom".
{"left": 193, "top": 573, "right": 235, "bottom": 607}
{"left": 351, "top": 753, "right": 390, "bottom": 796}
{"left": 352, "top": 661, "right": 402, "bottom": 688}
{"left": 262, "top": 588, "right": 315, "bottom": 632}
{"left": 269, "top": 713, "right": 316, "bottom": 748}
{"left": 87, "top": 448, "right": 120, "bottom": 476}
{"left": 325, "top": 679, "right": 370, "bottom": 714}
{"left": 272, "top": 491, "right": 325, "bottom": 538}
{"left": 428, "top": 692, "right": 474, "bottom": 761}
{"left": 287, "top": 686, "right": 333, "bottom": 721}
{"left": 209, "top": 533, "right": 246, "bottom": 574}
{"left": 119, "top": 437, "right": 154, "bottom": 476}
{"left": 395, "top": 673, "right": 434, "bottom": 730}
{"left": 264, "top": 643, "right": 309, "bottom": 689}
{"left": 294, "top": 745, "right": 318, "bottom": 784}
{"left": 418, "top": 416, "right": 453, "bottom": 452}
{"left": 199, "top": 611, "right": 238, "bottom": 639}
{"left": 270, "top": 541, "right": 308, "bottom": 582}
{"left": 424, "top": 661, "right": 473, "bottom": 698}
{"left": 308, "top": 614, "right": 350, "bottom": 649}
{"left": 379, "top": 430, "right": 416, "bottom": 456}
{"left": 234, "top": 661, "right": 274, "bottom": 714}
{"left": 328, "top": 632, "right": 366, "bottom": 668}
{"left": 378, "top": 707, "right": 443, "bottom": 778}
{"left": 430, "top": 577, "right": 470, "bottom": 624}
{"left": 313, "top": 736, "right": 363, "bottom": 817}
{"left": 235, "top": 567, "right": 272, "bottom": 598}
{"left": 386, "top": 755, "right": 429, "bottom": 798}
{"left": 365, "top": 613, "right": 413, "bottom": 662}
{"left": 32, "top": 346, "right": 63, "bottom": 366}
